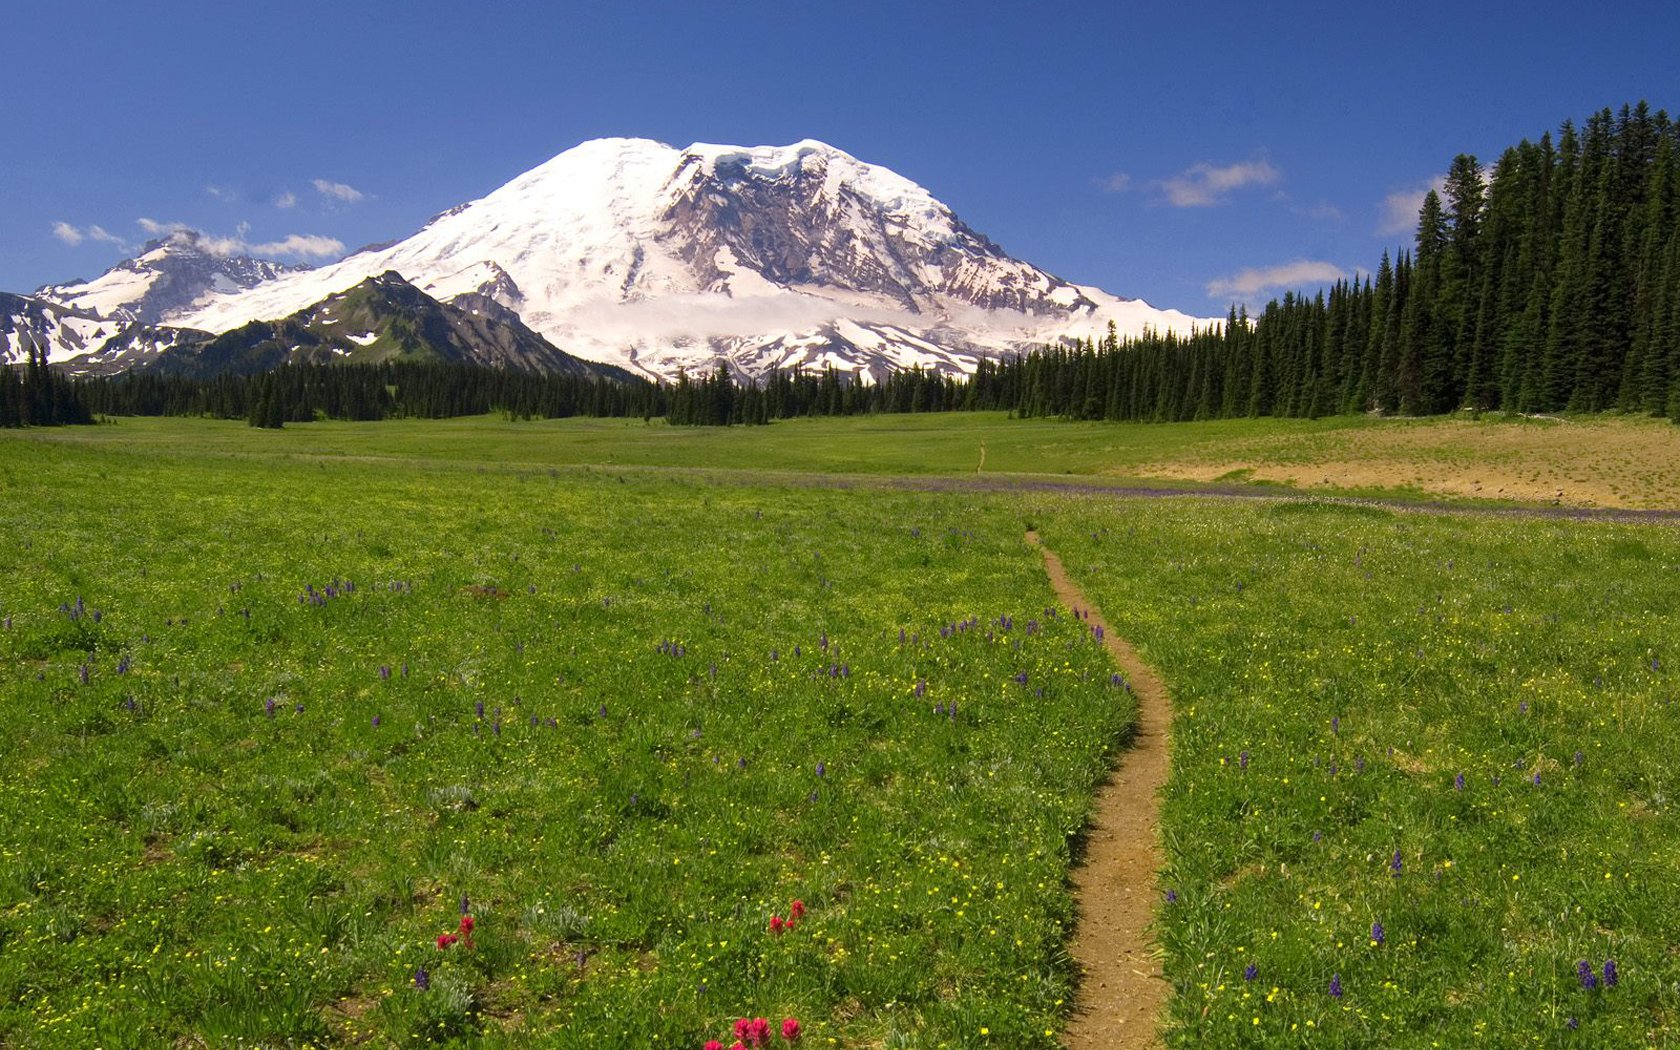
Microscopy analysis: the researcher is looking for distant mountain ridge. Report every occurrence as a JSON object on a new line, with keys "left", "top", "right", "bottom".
{"left": 6, "top": 138, "right": 1217, "bottom": 380}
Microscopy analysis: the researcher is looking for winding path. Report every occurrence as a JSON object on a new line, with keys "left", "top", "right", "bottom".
{"left": 1027, "top": 532, "right": 1172, "bottom": 1050}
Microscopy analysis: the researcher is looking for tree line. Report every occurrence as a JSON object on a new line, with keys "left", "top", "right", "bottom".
{"left": 0, "top": 345, "right": 92, "bottom": 427}
{"left": 1006, "top": 101, "right": 1680, "bottom": 422}
{"left": 72, "top": 360, "right": 667, "bottom": 428}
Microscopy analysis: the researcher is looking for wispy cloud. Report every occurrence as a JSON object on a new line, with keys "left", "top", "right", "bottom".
{"left": 1097, "top": 172, "right": 1132, "bottom": 193}
{"left": 1159, "top": 159, "right": 1280, "bottom": 207}
{"left": 1377, "top": 176, "right": 1447, "bottom": 235}
{"left": 1206, "top": 259, "right": 1346, "bottom": 300}
{"left": 312, "top": 178, "right": 365, "bottom": 204}
{"left": 275, "top": 191, "right": 297, "bottom": 209}
{"left": 136, "top": 218, "right": 343, "bottom": 261}
{"left": 52, "top": 222, "right": 128, "bottom": 249}
{"left": 205, "top": 184, "right": 237, "bottom": 203}
{"left": 198, "top": 231, "right": 345, "bottom": 260}
{"left": 137, "top": 217, "right": 193, "bottom": 237}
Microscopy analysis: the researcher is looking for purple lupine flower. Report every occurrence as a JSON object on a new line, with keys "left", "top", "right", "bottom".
{"left": 1164, "top": 889, "right": 1178, "bottom": 904}
{"left": 1243, "top": 963, "right": 1258, "bottom": 981}
{"left": 1390, "top": 850, "right": 1403, "bottom": 877}
{"left": 598, "top": 704, "right": 608, "bottom": 718}
{"left": 737, "top": 757, "right": 747, "bottom": 769}
{"left": 1092, "top": 625, "right": 1104, "bottom": 642}
{"left": 1574, "top": 751, "right": 1584, "bottom": 767}
{"left": 1567, "top": 1017, "right": 1578, "bottom": 1030}
{"left": 934, "top": 702, "right": 945, "bottom": 716}
{"left": 1312, "top": 831, "right": 1323, "bottom": 843}
{"left": 401, "top": 662, "right": 409, "bottom": 677}
{"left": 1455, "top": 772, "right": 1466, "bottom": 792}
{"left": 1577, "top": 960, "right": 1597, "bottom": 989}
{"left": 294, "top": 703, "right": 304, "bottom": 713}
{"left": 1329, "top": 974, "right": 1343, "bottom": 998}
{"left": 78, "top": 664, "right": 90, "bottom": 685}
{"left": 1370, "top": 921, "right": 1384, "bottom": 946}
{"left": 371, "top": 715, "right": 381, "bottom": 727}
{"left": 1239, "top": 750, "right": 1249, "bottom": 770}
{"left": 1519, "top": 702, "right": 1528, "bottom": 715}
{"left": 948, "top": 701, "right": 958, "bottom": 719}
{"left": 1013, "top": 671, "right": 1028, "bottom": 686}
{"left": 1603, "top": 959, "right": 1618, "bottom": 987}
{"left": 116, "top": 655, "right": 131, "bottom": 675}
{"left": 1331, "top": 716, "right": 1340, "bottom": 735}
{"left": 475, "top": 700, "right": 485, "bottom": 718}
{"left": 414, "top": 966, "right": 429, "bottom": 990}
{"left": 379, "top": 665, "right": 391, "bottom": 680}
{"left": 265, "top": 698, "right": 276, "bottom": 718}
{"left": 460, "top": 894, "right": 470, "bottom": 915}
{"left": 914, "top": 680, "right": 926, "bottom": 699}
{"left": 815, "top": 762, "right": 826, "bottom": 778}
{"left": 1532, "top": 772, "right": 1541, "bottom": 786}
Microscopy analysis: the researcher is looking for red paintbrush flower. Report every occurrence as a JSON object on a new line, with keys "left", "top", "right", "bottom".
{"left": 781, "top": 1017, "right": 801, "bottom": 1042}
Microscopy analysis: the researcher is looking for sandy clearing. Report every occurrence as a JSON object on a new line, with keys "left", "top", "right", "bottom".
{"left": 1132, "top": 417, "right": 1680, "bottom": 509}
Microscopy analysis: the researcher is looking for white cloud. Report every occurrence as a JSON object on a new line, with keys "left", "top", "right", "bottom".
{"left": 1159, "top": 159, "right": 1280, "bottom": 207}
{"left": 1206, "top": 259, "right": 1347, "bottom": 300}
{"left": 53, "top": 222, "right": 129, "bottom": 249}
{"left": 197, "top": 231, "right": 346, "bottom": 260}
{"left": 1097, "top": 172, "right": 1132, "bottom": 193}
{"left": 134, "top": 218, "right": 343, "bottom": 260}
{"left": 137, "top": 217, "right": 192, "bottom": 236}
{"left": 312, "top": 178, "right": 365, "bottom": 203}
{"left": 275, "top": 191, "right": 297, "bottom": 209}
{"left": 205, "top": 184, "right": 237, "bottom": 202}
{"left": 1377, "top": 176, "right": 1447, "bottom": 235}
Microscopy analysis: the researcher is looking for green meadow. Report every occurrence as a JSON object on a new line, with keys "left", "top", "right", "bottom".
{"left": 2, "top": 414, "right": 1678, "bottom": 1047}
{"left": 1030, "top": 497, "right": 1680, "bottom": 1047}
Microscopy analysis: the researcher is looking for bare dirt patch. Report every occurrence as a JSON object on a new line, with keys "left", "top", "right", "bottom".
{"left": 1027, "top": 532, "right": 1171, "bottom": 1050}
{"left": 1132, "top": 417, "right": 1680, "bottom": 509}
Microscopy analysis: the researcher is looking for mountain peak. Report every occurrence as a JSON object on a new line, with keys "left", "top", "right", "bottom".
{"left": 35, "top": 137, "right": 1214, "bottom": 379}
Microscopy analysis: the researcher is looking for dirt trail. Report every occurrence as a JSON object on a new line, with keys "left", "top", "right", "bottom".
{"left": 1027, "top": 531, "right": 1171, "bottom": 1050}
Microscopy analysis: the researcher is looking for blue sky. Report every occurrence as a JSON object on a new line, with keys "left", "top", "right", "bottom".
{"left": 5, "top": 0, "right": 1677, "bottom": 316}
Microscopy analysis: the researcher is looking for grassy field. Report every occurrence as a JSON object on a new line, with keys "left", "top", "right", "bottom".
{"left": 24, "top": 410, "right": 1680, "bottom": 509}
{"left": 1032, "top": 497, "right": 1680, "bottom": 1047}
{"left": 0, "top": 434, "right": 1131, "bottom": 1047}
{"left": 3, "top": 413, "right": 1679, "bottom": 1048}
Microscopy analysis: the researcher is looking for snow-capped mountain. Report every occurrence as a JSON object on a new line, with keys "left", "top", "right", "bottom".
{"left": 36, "top": 231, "right": 306, "bottom": 325}
{"left": 0, "top": 291, "right": 130, "bottom": 365}
{"left": 162, "top": 138, "right": 1213, "bottom": 380}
